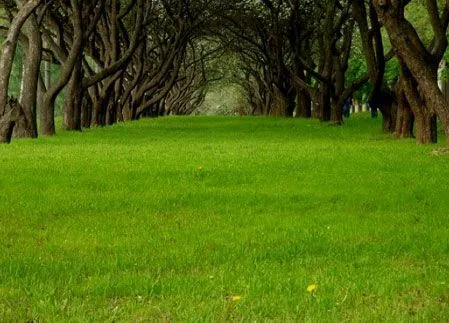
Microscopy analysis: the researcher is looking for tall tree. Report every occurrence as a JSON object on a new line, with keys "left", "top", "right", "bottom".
{"left": 0, "top": 0, "right": 41, "bottom": 143}
{"left": 352, "top": 0, "right": 396, "bottom": 132}
{"left": 39, "top": 0, "right": 84, "bottom": 135}
{"left": 13, "top": 2, "right": 41, "bottom": 138}
{"left": 374, "top": 0, "right": 449, "bottom": 144}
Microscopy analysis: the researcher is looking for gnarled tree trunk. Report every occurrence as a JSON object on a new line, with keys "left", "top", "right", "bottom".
{"left": 0, "top": 97, "right": 24, "bottom": 143}
{"left": 394, "top": 78, "right": 414, "bottom": 139}
{"left": 14, "top": 12, "right": 41, "bottom": 138}
{"left": 63, "top": 55, "right": 83, "bottom": 131}
{"left": 40, "top": 0, "right": 83, "bottom": 136}
{"left": 0, "top": 0, "right": 41, "bottom": 117}
{"left": 353, "top": 0, "right": 395, "bottom": 133}
{"left": 374, "top": 0, "right": 449, "bottom": 143}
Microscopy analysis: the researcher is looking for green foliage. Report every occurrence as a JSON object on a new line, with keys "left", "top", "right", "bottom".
{"left": 346, "top": 56, "right": 371, "bottom": 101}
{"left": 198, "top": 84, "right": 245, "bottom": 115}
{"left": 346, "top": 27, "right": 372, "bottom": 101}
{"left": 385, "top": 57, "right": 400, "bottom": 86}
{"left": 404, "top": 0, "right": 440, "bottom": 46}
{"left": 1, "top": 116, "right": 449, "bottom": 320}
{"left": 199, "top": 52, "right": 248, "bottom": 115}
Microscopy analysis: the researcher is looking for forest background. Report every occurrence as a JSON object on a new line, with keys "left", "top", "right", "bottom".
{"left": 1, "top": 0, "right": 449, "bottom": 146}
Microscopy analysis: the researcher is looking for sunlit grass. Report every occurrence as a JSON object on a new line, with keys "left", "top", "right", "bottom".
{"left": 1, "top": 114, "right": 449, "bottom": 321}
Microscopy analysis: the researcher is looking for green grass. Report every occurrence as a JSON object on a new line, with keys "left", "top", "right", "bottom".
{"left": 1, "top": 114, "right": 449, "bottom": 321}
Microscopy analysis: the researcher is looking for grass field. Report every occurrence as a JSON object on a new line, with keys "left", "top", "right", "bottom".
{"left": 1, "top": 115, "right": 449, "bottom": 321}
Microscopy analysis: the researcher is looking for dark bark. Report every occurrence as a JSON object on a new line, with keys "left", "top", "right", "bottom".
{"left": 374, "top": 0, "right": 449, "bottom": 143}
{"left": 13, "top": 12, "right": 41, "bottom": 138}
{"left": 296, "top": 90, "right": 311, "bottom": 118}
{"left": 0, "top": 114, "right": 16, "bottom": 144}
{"left": 0, "top": 97, "right": 23, "bottom": 143}
{"left": 0, "top": 0, "right": 41, "bottom": 116}
{"left": 395, "top": 69, "right": 414, "bottom": 138}
{"left": 81, "top": 0, "right": 144, "bottom": 90}
{"left": 415, "top": 113, "right": 437, "bottom": 144}
{"left": 63, "top": 55, "right": 83, "bottom": 131}
{"left": 81, "top": 92, "right": 92, "bottom": 128}
{"left": 91, "top": 71, "right": 122, "bottom": 126}
{"left": 399, "top": 61, "right": 437, "bottom": 144}
{"left": 318, "top": 2, "right": 335, "bottom": 122}
{"left": 40, "top": 0, "right": 83, "bottom": 136}
{"left": 353, "top": 0, "right": 395, "bottom": 132}
{"left": 91, "top": 95, "right": 106, "bottom": 126}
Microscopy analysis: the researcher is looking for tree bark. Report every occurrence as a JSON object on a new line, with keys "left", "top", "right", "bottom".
{"left": 353, "top": 0, "right": 395, "bottom": 132}
{"left": 0, "top": 113, "right": 16, "bottom": 143}
{"left": 296, "top": 90, "right": 311, "bottom": 118}
{"left": 81, "top": 91, "right": 92, "bottom": 128}
{"left": 0, "top": 0, "right": 41, "bottom": 116}
{"left": 394, "top": 78, "right": 414, "bottom": 139}
{"left": 0, "top": 97, "right": 23, "bottom": 143}
{"left": 63, "top": 55, "right": 83, "bottom": 131}
{"left": 399, "top": 62, "right": 437, "bottom": 144}
{"left": 13, "top": 12, "right": 41, "bottom": 138}
{"left": 40, "top": 0, "right": 83, "bottom": 136}
{"left": 374, "top": 0, "right": 449, "bottom": 142}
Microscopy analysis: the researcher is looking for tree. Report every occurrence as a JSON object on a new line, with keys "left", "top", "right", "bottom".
{"left": 0, "top": 0, "right": 41, "bottom": 142}
{"left": 39, "top": 0, "right": 84, "bottom": 135}
{"left": 353, "top": 0, "right": 396, "bottom": 132}
{"left": 374, "top": 0, "right": 449, "bottom": 144}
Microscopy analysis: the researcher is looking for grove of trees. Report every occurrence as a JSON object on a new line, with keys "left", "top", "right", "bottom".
{"left": 1, "top": 0, "right": 449, "bottom": 146}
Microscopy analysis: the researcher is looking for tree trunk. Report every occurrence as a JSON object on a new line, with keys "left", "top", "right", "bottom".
{"left": 121, "top": 101, "right": 133, "bottom": 121}
{"left": 296, "top": 90, "right": 311, "bottom": 118}
{"left": 379, "top": 98, "right": 396, "bottom": 133}
{"left": 13, "top": 12, "right": 41, "bottom": 138}
{"left": 270, "top": 86, "right": 288, "bottom": 116}
{"left": 91, "top": 96, "right": 105, "bottom": 126}
{"left": 374, "top": 1, "right": 449, "bottom": 143}
{"left": 81, "top": 92, "right": 92, "bottom": 128}
{"left": 0, "top": 0, "right": 41, "bottom": 116}
{"left": 399, "top": 64, "right": 437, "bottom": 144}
{"left": 320, "top": 84, "right": 332, "bottom": 122}
{"left": 105, "top": 100, "right": 116, "bottom": 125}
{"left": 0, "top": 114, "right": 16, "bottom": 144}
{"left": 353, "top": 1, "right": 395, "bottom": 133}
{"left": 395, "top": 87, "right": 414, "bottom": 138}
{"left": 63, "top": 55, "right": 83, "bottom": 131}
{"left": 40, "top": 0, "right": 83, "bottom": 135}
{"left": 331, "top": 101, "right": 343, "bottom": 125}
{"left": 330, "top": 57, "right": 346, "bottom": 125}
{"left": 0, "top": 97, "right": 23, "bottom": 143}
{"left": 414, "top": 112, "right": 437, "bottom": 144}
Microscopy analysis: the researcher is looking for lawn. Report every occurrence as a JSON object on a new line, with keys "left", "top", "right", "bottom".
{"left": 1, "top": 115, "right": 449, "bottom": 321}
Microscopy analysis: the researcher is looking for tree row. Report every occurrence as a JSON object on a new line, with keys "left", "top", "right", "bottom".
{"left": 1, "top": 0, "right": 449, "bottom": 146}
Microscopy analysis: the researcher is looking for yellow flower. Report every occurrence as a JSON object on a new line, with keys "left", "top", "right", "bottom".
{"left": 231, "top": 295, "right": 241, "bottom": 302}
{"left": 307, "top": 284, "right": 317, "bottom": 293}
